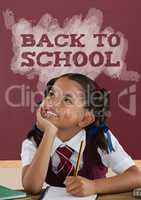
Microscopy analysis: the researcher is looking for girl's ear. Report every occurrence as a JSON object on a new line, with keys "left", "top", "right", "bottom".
{"left": 78, "top": 111, "right": 95, "bottom": 128}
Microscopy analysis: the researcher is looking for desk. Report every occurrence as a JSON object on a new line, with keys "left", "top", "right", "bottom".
{"left": 0, "top": 160, "right": 141, "bottom": 199}
{"left": 16, "top": 192, "right": 137, "bottom": 200}
{"left": 98, "top": 192, "right": 137, "bottom": 200}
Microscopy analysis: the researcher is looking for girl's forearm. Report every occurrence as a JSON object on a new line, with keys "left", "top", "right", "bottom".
{"left": 94, "top": 166, "right": 141, "bottom": 194}
{"left": 22, "top": 130, "right": 56, "bottom": 194}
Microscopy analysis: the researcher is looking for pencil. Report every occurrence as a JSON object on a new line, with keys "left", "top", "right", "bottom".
{"left": 74, "top": 140, "right": 84, "bottom": 176}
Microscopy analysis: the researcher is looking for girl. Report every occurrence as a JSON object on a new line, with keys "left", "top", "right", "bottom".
{"left": 21, "top": 73, "right": 141, "bottom": 196}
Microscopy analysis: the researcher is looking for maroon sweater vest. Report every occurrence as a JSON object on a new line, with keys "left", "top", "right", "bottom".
{"left": 45, "top": 134, "right": 107, "bottom": 187}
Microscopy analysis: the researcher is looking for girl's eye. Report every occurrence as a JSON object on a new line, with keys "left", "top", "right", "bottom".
{"left": 48, "top": 90, "right": 55, "bottom": 97}
{"left": 64, "top": 97, "right": 72, "bottom": 104}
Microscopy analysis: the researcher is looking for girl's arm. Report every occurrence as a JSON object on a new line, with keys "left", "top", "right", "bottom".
{"left": 22, "top": 109, "right": 58, "bottom": 194}
{"left": 94, "top": 165, "right": 141, "bottom": 194}
{"left": 65, "top": 165, "right": 141, "bottom": 196}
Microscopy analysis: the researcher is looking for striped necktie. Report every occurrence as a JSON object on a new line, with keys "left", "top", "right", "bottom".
{"left": 56, "top": 145, "right": 75, "bottom": 177}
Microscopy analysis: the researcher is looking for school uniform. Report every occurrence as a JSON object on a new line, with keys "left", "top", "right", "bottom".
{"left": 21, "top": 128, "right": 134, "bottom": 187}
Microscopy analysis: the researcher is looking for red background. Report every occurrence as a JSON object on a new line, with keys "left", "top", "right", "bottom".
{"left": 0, "top": 0, "right": 141, "bottom": 159}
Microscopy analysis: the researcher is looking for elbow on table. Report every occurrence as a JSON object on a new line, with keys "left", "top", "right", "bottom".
{"left": 22, "top": 180, "right": 42, "bottom": 195}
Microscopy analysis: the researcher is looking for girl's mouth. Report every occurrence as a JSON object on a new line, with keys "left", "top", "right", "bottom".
{"left": 46, "top": 110, "right": 58, "bottom": 117}
{"left": 41, "top": 107, "right": 59, "bottom": 118}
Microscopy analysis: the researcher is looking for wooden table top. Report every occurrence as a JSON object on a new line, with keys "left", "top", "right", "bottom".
{"left": 17, "top": 191, "right": 137, "bottom": 200}
{"left": 97, "top": 192, "right": 137, "bottom": 200}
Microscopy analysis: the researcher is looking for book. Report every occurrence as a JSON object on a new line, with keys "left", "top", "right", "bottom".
{"left": 0, "top": 185, "right": 26, "bottom": 200}
{"left": 41, "top": 186, "right": 97, "bottom": 200}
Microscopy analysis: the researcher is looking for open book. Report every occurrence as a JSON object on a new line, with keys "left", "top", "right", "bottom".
{"left": 0, "top": 185, "right": 26, "bottom": 200}
{"left": 41, "top": 186, "right": 97, "bottom": 200}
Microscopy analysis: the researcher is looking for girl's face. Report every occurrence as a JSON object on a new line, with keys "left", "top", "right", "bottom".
{"left": 41, "top": 77, "right": 86, "bottom": 130}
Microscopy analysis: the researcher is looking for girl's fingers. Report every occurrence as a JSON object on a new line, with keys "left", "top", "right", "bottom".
{"left": 37, "top": 107, "right": 44, "bottom": 119}
{"left": 65, "top": 176, "right": 75, "bottom": 186}
{"left": 65, "top": 176, "right": 82, "bottom": 193}
{"left": 66, "top": 181, "right": 79, "bottom": 193}
{"left": 68, "top": 187, "right": 82, "bottom": 196}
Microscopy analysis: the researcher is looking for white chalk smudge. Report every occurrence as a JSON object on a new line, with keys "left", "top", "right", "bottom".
{"left": 3, "top": 8, "right": 140, "bottom": 92}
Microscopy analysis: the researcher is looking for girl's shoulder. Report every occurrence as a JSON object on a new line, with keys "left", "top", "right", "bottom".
{"left": 21, "top": 138, "right": 37, "bottom": 167}
{"left": 104, "top": 130, "right": 120, "bottom": 147}
{"left": 97, "top": 129, "right": 135, "bottom": 174}
{"left": 22, "top": 137, "right": 37, "bottom": 151}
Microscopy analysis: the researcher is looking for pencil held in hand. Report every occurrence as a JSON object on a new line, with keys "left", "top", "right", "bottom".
{"left": 74, "top": 140, "right": 84, "bottom": 176}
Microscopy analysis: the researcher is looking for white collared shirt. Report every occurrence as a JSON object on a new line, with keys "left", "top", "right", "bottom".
{"left": 51, "top": 129, "right": 86, "bottom": 172}
{"left": 51, "top": 129, "right": 86, "bottom": 156}
{"left": 21, "top": 129, "right": 134, "bottom": 174}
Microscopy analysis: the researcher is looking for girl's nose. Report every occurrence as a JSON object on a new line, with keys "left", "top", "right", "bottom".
{"left": 44, "top": 96, "right": 60, "bottom": 110}
{"left": 43, "top": 98, "right": 53, "bottom": 109}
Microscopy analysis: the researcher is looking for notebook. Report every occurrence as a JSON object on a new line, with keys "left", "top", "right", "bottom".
{"left": 41, "top": 186, "right": 97, "bottom": 200}
{"left": 0, "top": 185, "right": 27, "bottom": 200}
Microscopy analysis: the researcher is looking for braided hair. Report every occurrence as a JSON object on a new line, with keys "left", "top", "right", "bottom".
{"left": 27, "top": 73, "right": 110, "bottom": 153}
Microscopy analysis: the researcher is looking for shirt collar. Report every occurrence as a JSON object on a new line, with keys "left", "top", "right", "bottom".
{"left": 51, "top": 129, "right": 86, "bottom": 156}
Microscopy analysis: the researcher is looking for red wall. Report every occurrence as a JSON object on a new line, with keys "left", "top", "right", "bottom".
{"left": 0, "top": 0, "right": 141, "bottom": 159}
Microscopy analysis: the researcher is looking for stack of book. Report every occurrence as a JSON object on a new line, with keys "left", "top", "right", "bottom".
{"left": 0, "top": 185, "right": 26, "bottom": 200}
